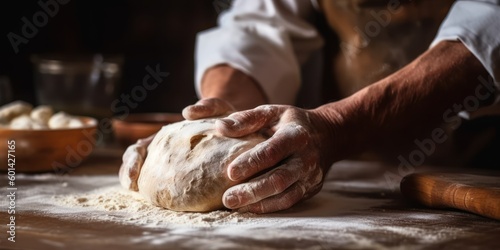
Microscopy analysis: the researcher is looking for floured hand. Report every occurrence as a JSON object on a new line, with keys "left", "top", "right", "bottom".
{"left": 216, "top": 105, "right": 337, "bottom": 213}
{"left": 118, "top": 134, "right": 155, "bottom": 191}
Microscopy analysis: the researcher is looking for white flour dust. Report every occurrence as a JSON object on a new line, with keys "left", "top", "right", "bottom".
{"left": 54, "top": 186, "right": 254, "bottom": 227}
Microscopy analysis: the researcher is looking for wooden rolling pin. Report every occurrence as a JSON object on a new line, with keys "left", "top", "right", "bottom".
{"left": 400, "top": 172, "right": 500, "bottom": 220}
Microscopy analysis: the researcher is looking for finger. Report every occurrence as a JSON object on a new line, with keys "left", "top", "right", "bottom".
{"left": 182, "top": 98, "right": 234, "bottom": 120}
{"left": 237, "top": 182, "right": 305, "bottom": 214}
{"left": 119, "top": 145, "right": 147, "bottom": 191}
{"left": 215, "top": 105, "right": 284, "bottom": 137}
{"left": 122, "top": 144, "right": 147, "bottom": 162}
{"left": 302, "top": 163, "right": 324, "bottom": 199}
{"left": 223, "top": 158, "right": 303, "bottom": 209}
{"left": 136, "top": 133, "right": 156, "bottom": 147}
{"left": 227, "top": 123, "right": 309, "bottom": 181}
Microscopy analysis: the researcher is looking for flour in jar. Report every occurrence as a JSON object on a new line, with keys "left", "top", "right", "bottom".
{"left": 54, "top": 185, "right": 255, "bottom": 227}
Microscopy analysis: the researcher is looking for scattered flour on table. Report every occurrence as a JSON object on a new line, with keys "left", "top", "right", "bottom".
{"left": 54, "top": 185, "right": 254, "bottom": 227}
{"left": 8, "top": 174, "right": 481, "bottom": 249}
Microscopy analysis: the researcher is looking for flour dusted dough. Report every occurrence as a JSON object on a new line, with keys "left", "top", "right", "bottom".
{"left": 132, "top": 118, "right": 265, "bottom": 212}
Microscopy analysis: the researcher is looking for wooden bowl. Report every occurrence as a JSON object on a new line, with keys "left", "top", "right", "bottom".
{"left": 112, "top": 113, "right": 184, "bottom": 147}
{"left": 0, "top": 117, "right": 98, "bottom": 173}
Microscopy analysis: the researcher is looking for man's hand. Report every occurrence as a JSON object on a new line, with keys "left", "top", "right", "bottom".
{"left": 215, "top": 105, "right": 337, "bottom": 213}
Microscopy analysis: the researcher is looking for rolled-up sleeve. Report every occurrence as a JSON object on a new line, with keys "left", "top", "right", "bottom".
{"left": 431, "top": 0, "right": 500, "bottom": 85}
{"left": 195, "top": 0, "right": 323, "bottom": 104}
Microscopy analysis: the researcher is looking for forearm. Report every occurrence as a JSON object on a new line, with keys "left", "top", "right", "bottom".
{"left": 313, "top": 41, "right": 492, "bottom": 161}
{"left": 200, "top": 64, "right": 268, "bottom": 111}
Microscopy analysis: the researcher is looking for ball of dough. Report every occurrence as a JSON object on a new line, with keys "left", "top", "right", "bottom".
{"left": 48, "top": 112, "right": 83, "bottom": 129}
{"left": 68, "top": 118, "right": 84, "bottom": 128}
{"left": 134, "top": 118, "right": 266, "bottom": 212}
{"left": 0, "top": 101, "right": 33, "bottom": 124}
{"left": 30, "top": 105, "right": 54, "bottom": 125}
{"left": 9, "top": 115, "right": 35, "bottom": 129}
{"left": 9, "top": 114, "right": 48, "bottom": 130}
{"left": 48, "top": 112, "right": 71, "bottom": 129}
{"left": 9, "top": 114, "right": 48, "bottom": 129}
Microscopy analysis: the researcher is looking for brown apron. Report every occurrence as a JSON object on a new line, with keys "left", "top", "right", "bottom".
{"left": 318, "top": 0, "right": 455, "bottom": 97}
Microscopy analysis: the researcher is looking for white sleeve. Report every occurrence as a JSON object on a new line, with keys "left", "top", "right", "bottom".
{"left": 431, "top": 0, "right": 500, "bottom": 85}
{"left": 195, "top": 0, "right": 323, "bottom": 104}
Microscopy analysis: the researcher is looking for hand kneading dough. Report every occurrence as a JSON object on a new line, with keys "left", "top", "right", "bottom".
{"left": 136, "top": 118, "right": 266, "bottom": 212}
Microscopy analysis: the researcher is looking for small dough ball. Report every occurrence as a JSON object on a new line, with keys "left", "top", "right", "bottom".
{"left": 10, "top": 115, "right": 33, "bottom": 129}
{"left": 48, "top": 112, "right": 84, "bottom": 129}
{"left": 134, "top": 118, "right": 266, "bottom": 212}
{"left": 30, "top": 105, "right": 54, "bottom": 125}
{"left": 0, "top": 101, "right": 33, "bottom": 124}
{"left": 9, "top": 115, "right": 48, "bottom": 130}
{"left": 68, "top": 118, "right": 84, "bottom": 128}
{"left": 48, "top": 112, "right": 72, "bottom": 129}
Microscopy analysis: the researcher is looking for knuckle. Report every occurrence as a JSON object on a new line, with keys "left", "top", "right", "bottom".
{"left": 302, "top": 164, "right": 322, "bottom": 184}
{"left": 291, "top": 124, "right": 310, "bottom": 144}
{"left": 294, "top": 182, "right": 307, "bottom": 197}
{"left": 244, "top": 143, "right": 282, "bottom": 174}
{"left": 304, "top": 162, "right": 316, "bottom": 173}
{"left": 245, "top": 153, "right": 261, "bottom": 174}
{"left": 277, "top": 123, "right": 309, "bottom": 147}
{"left": 236, "top": 186, "right": 259, "bottom": 207}
{"left": 228, "top": 110, "right": 249, "bottom": 121}
{"left": 260, "top": 142, "right": 283, "bottom": 162}
{"left": 246, "top": 202, "right": 267, "bottom": 214}
{"left": 269, "top": 169, "right": 292, "bottom": 193}
{"left": 297, "top": 152, "right": 316, "bottom": 173}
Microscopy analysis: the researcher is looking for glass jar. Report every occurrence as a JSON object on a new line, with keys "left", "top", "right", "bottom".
{"left": 31, "top": 54, "right": 123, "bottom": 119}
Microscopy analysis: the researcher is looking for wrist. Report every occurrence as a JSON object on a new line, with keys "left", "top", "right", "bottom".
{"left": 201, "top": 64, "right": 267, "bottom": 110}
{"left": 309, "top": 103, "right": 352, "bottom": 164}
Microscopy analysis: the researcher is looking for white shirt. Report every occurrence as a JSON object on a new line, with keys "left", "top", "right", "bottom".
{"left": 195, "top": 0, "right": 500, "bottom": 111}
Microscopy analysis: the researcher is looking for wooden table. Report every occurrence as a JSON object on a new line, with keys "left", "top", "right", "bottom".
{"left": 1, "top": 146, "right": 499, "bottom": 250}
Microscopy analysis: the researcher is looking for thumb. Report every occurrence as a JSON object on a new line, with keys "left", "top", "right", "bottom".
{"left": 215, "top": 105, "right": 283, "bottom": 137}
{"left": 182, "top": 98, "right": 235, "bottom": 120}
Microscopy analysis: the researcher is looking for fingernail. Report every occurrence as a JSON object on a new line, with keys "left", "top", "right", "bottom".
{"left": 219, "top": 118, "right": 235, "bottom": 126}
{"left": 229, "top": 167, "right": 242, "bottom": 181}
{"left": 225, "top": 194, "right": 240, "bottom": 208}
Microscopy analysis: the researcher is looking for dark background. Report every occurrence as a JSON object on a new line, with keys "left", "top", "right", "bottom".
{"left": 0, "top": 0, "right": 221, "bottom": 113}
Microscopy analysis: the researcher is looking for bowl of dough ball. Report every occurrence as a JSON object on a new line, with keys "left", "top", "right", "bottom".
{"left": 0, "top": 101, "right": 98, "bottom": 173}
{"left": 112, "top": 113, "right": 184, "bottom": 147}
